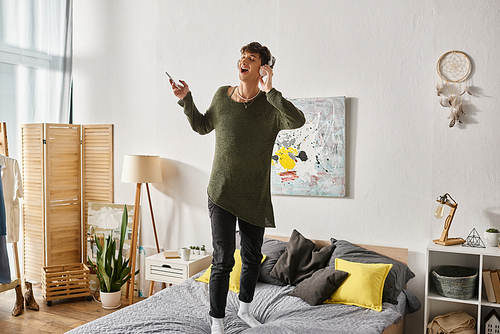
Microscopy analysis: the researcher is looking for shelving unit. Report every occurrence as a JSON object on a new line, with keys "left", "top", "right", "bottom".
{"left": 425, "top": 242, "right": 500, "bottom": 333}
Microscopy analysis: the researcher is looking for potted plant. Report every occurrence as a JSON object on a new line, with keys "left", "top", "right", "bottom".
{"left": 190, "top": 245, "right": 196, "bottom": 254}
{"left": 200, "top": 245, "right": 206, "bottom": 256}
{"left": 484, "top": 228, "right": 500, "bottom": 247}
{"left": 194, "top": 246, "right": 200, "bottom": 255}
{"left": 88, "top": 205, "right": 138, "bottom": 309}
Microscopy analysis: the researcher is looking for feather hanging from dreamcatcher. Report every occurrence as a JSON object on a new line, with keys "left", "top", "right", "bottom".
{"left": 436, "top": 51, "right": 472, "bottom": 128}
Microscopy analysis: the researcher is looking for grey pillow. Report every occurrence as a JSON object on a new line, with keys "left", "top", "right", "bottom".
{"left": 288, "top": 268, "right": 348, "bottom": 306}
{"left": 328, "top": 239, "right": 415, "bottom": 305}
{"left": 258, "top": 237, "right": 288, "bottom": 286}
{"left": 270, "top": 230, "right": 336, "bottom": 285}
{"left": 236, "top": 232, "right": 287, "bottom": 286}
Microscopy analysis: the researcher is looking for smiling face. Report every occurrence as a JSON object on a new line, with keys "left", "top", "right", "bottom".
{"left": 238, "top": 52, "right": 262, "bottom": 82}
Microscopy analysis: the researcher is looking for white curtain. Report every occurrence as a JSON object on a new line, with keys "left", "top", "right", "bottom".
{"left": 0, "top": 0, "right": 72, "bottom": 159}
{"left": 0, "top": 0, "right": 72, "bottom": 281}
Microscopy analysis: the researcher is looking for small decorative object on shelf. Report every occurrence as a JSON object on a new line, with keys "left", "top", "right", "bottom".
{"left": 188, "top": 245, "right": 207, "bottom": 255}
{"left": 485, "top": 309, "right": 500, "bottom": 334}
{"left": 462, "top": 228, "right": 485, "bottom": 248}
{"left": 433, "top": 193, "right": 465, "bottom": 246}
{"left": 484, "top": 228, "right": 500, "bottom": 248}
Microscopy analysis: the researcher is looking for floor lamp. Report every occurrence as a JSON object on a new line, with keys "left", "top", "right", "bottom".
{"left": 121, "top": 155, "right": 163, "bottom": 305}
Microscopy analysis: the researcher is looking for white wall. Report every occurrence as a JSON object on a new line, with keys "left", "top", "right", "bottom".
{"left": 73, "top": 1, "right": 500, "bottom": 332}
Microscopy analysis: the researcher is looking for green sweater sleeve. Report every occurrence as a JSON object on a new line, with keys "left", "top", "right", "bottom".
{"left": 178, "top": 91, "right": 214, "bottom": 135}
{"left": 266, "top": 88, "right": 306, "bottom": 130}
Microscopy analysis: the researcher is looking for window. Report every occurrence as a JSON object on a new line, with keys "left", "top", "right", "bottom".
{"left": 0, "top": 0, "right": 72, "bottom": 282}
{"left": 0, "top": 0, "right": 72, "bottom": 159}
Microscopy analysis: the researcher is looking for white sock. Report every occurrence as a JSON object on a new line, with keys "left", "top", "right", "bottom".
{"left": 211, "top": 316, "right": 225, "bottom": 334}
{"left": 238, "top": 301, "right": 261, "bottom": 327}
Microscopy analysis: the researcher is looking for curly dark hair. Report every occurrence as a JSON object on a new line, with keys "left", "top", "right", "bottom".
{"left": 240, "top": 42, "right": 274, "bottom": 68}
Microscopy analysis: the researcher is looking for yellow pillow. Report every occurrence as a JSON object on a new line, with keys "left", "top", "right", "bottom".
{"left": 324, "top": 258, "right": 392, "bottom": 312}
{"left": 196, "top": 249, "right": 266, "bottom": 293}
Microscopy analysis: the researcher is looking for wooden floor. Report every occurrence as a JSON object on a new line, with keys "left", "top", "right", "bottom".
{"left": 0, "top": 283, "right": 145, "bottom": 334}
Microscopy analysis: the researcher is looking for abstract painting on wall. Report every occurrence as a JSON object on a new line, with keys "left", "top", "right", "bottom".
{"left": 271, "top": 96, "right": 346, "bottom": 197}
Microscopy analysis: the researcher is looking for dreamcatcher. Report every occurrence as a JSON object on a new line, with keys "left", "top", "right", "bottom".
{"left": 436, "top": 51, "right": 472, "bottom": 127}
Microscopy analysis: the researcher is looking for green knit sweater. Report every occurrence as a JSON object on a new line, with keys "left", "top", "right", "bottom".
{"left": 178, "top": 86, "right": 305, "bottom": 228}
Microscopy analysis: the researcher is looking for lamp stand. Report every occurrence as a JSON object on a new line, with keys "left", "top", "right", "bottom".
{"left": 126, "top": 183, "right": 142, "bottom": 305}
{"left": 433, "top": 203, "right": 465, "bottom": 246}
{"left": 125, "top": 183, "right": 165, "bottom": 304}
{"left": 145, "top": 183, "right": 166, "bottom": 296}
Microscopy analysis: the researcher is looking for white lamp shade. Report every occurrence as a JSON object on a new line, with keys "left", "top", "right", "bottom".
{"left": 121, "top": 155, "right": 163, "bottom": 183}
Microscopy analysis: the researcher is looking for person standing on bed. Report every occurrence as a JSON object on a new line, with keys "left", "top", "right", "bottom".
{"left": 169, "top": 42, "right": 305, "bottom": 334}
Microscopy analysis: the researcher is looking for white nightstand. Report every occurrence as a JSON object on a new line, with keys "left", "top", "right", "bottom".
{"left": 145, "top": 252, "right": 212, "bottom": 287}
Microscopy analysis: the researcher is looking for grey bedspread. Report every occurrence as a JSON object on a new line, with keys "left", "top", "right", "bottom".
{"left": 67, "top": 272, "right": 416, "bottom": 334}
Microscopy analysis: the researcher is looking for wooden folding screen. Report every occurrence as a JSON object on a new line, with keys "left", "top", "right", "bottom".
{"left": 81, "top": 125, "right": 114, "bottom": 261}
{"left": 22, "top": 124, "right": 46, "bottom": 282}
{"left": 45, "top": 124, "right": 82, "bottom": 266}
{"left": 22, "top": 124, "right": 113, "bottom": 282}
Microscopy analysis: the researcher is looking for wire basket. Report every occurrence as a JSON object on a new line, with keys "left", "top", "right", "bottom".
{"left": 431, "top": 265, "right": 477, "bottom": 300}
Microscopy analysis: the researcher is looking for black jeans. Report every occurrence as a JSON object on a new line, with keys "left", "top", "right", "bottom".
{"left": 208, "top": 198, "right": 265, "bottom": 319}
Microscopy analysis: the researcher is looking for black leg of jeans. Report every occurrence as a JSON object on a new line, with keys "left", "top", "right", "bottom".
{"left": 207, "top": 198, "right": 264, "bottom": 318}
{"left": 208, "top": 198, "right": 236, "bottom": 319}
{"left": 238, "top": 219, "right": 264, "bottom": 304}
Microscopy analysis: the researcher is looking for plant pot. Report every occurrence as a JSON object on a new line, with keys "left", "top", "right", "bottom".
{"left": 100, "top": 290, "right": 121, "bottom": 309}
{"left": 483, "top": 232, "right": 500, "bottom": 247}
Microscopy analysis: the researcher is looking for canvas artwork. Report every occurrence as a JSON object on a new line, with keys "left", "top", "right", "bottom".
{"left": 271, "top": 96, "right": 346, "bottom": 197}
{"left": 87, "top": 203, "right": 135, "bottom": 262}
{"left": 87, "top": 202, "right": 141, "bottom": 296}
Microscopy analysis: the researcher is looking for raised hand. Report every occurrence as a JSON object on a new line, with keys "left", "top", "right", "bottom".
{"left": 259, "top": 65, "right": 273, "bottom": 93}
{"left": 170, "top": 79, "right": 190, "bottom": 100}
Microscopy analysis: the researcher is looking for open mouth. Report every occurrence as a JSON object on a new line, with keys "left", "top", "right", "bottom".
{"left": 240, "top": 67, "right": 249, "bottom": 74}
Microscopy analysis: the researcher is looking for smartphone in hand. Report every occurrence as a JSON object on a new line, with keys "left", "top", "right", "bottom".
{"left": 165, "top": 71, "right": 181, "bottom": 88}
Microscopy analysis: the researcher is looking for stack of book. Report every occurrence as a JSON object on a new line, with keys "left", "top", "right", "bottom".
{"left": 483, "top": 269, "right": 500, "bottom": 303}
{"left": 163, "top": 251, "right": 180, "bottom": 259}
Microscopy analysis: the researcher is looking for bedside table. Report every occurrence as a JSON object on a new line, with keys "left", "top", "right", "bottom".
{"left": 145, "top": 252, "right": 212, "bottom": 290}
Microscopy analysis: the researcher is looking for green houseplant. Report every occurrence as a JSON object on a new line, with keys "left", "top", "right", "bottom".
{"left": 484, "top": 228, "right": 500, "bottom": 248}
{"left": 88, "top": 205, "right": 138, "bottom": 308}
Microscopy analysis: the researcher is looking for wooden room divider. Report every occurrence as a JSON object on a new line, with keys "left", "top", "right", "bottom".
{"left": 81, "top": 125, "right": 114, "bottom": 262}
{"left": 21, "top": 124, "right": 113, "bottom": 282}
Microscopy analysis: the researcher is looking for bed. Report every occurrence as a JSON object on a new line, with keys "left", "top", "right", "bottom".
{"left": 68, "top": 232, "right": 420, "bottom": 334}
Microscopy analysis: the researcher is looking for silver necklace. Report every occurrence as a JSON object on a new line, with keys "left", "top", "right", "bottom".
{"left": 242, "top": 98, "right": 258, "bottom": 108}
{"left": 236, "top": 86, "right": 261, "bottom": 102}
